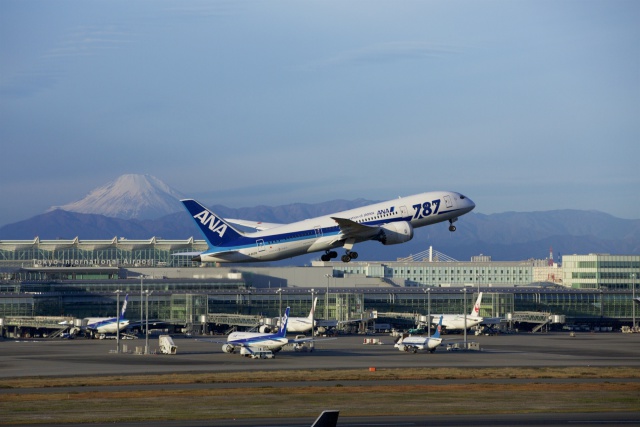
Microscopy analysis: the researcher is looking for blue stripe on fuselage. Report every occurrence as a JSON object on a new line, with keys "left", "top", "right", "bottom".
{"left": 203, "top": 208, "right": 461, "bottom": 255}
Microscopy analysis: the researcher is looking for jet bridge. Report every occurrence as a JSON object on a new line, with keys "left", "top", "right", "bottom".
{"left": 507, "top": 312, "right": 566, "bottom": 333}
{"left": 206, "top": 313, "right": 261, "bottom": 329}
{"left": 0, "top": 316, "right": 75, "bottom": 338}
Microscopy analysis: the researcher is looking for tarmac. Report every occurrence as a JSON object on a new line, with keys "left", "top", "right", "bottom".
{"left": 2, "top": 331, "right": 640, "bottom": 378}
{"left": 2, "top": 332, "right": 640, "bottom": 426}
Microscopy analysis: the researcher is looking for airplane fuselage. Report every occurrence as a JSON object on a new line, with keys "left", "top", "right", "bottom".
{"left": 435, "top": 315, "right": 483, "bottom": 331}
{"left": 226, "top": 331, "right": 289, "bottom": 352}
{"left": 397, "top": 336, "right": 442, "bottom": 351}
{"left": 194, "top": 191, "right": 474, "bottom": 263}
{"left": 285, "top": 318, "right": 314, "bottom": 333}
{"left": 85, "top": 318, "right": 130, "bottom": 334}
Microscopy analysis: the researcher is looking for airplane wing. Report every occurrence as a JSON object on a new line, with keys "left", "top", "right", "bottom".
{"left": 331, "top": 217, "right": 381, "bottom": 241}
{"left": 171, "top": 249, "right": 241, "bottom": 261}
{"left": 171, "top": 251, "right": 203, "bottom": 257}
{"left": 288, "top": 336, "right": 336, "bottom": 344}
{"left": 225, "top": 218, "right": 284, "bottom": 231}
{"left": 196, "top": 338, "right": 229, "bottom": 344}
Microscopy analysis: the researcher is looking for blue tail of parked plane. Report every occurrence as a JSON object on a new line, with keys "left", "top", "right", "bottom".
{"left": 276, "top": 307, "right": 290, "bottom": 338}
{"left": 120, "top": 294, "right": 128, "bottom": 320}
{"left": 432, "top": 315, "right": 443, "bottom": 339}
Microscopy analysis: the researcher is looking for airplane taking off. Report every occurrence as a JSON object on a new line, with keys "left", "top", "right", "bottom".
{"left": 395, "top": 315, "right": 444, "bottom": 353}
{"left": 433, "top": 292, "right": 484, "bottom": 331}
{"left": 179, "top": 191, "right": 475, "bottom": 263}
{"left": 84, "top": 295, "right": 130, "bottom": 334}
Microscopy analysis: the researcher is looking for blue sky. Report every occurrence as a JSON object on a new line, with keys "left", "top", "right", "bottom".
{"left": 1, "top": 0, "right": 639, "bottom": 226}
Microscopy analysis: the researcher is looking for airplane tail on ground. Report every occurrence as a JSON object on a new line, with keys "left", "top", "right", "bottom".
{"left": 432, "top": 315, "right": 443, "bottom": 339}
{"left": 311, "top": 410, "right": 339, "bottom": 427}
{"left": 308, "top": 297, "right": 318, "bottom": 320}
{"left": 120, "top": 294, "right": 129, "bottom": 320}
{"left": 277, "top": 307, "right": 290, "bottom": 337}
{"left": 180, "top": 199, "right": 244, "bottom": 247}
{"left": 470, "top": 292, "right": 483, "bottom": 317}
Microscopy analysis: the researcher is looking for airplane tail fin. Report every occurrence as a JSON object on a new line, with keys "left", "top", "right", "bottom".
{"left": 431, "top": 315, "right": 443, "bottom": 339}
{"left": 181, "top": 199, "right": 244, "bottom": 248}
{"left": 120, "top": 294, "right": 129, "bottom": 319}
{"left": 277, "top": 307, "right": 290, "bottom": 337}
{"left": 307, "top": 297, "right": 318, "bottom": 320}
{"left": 470, "top": 292, "right": 483, "bottom": 317}
{"left": 311, "top": 410, "right": 340, "bottom": 427}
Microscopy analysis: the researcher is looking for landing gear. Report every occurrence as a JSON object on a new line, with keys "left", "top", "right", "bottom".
{"left": 448, "top": 218, "right": 458, "bottom": 232}
{"left": 341, "top": 239, "right": 358, "bottom": 263}
{"left": 341, "top": 251, "right": 358, "bottom": 263}
{"left": 320, "top": 251, "right": 338, "bottom": 262}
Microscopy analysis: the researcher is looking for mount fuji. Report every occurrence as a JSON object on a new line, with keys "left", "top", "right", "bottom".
{"left": 48, "top": 174, "right": 185, "bottom": 220}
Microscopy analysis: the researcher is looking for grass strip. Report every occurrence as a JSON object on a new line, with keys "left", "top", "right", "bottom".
{"left": 1, "top": 381, "right": 639, "bottom": 425}
{"left": 2, "top": 366, "right": 639, "bottom": 389}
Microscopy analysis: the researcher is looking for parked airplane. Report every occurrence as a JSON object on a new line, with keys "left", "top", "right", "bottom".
{"left": 278, "top": 297, "right": 318, "bottom": 334}
{"left": 432, "top": 292, "right": 484, "bottom": 331}
{"left": 179, "top": 191, "right": 475, "bottom": 263}
{"left": 395, "top": 315, "right": 444, "bottom": 353}
{"left": 84, "top": 294, "right": 130, "bottom": 334}
{"left": 202, "top": 307, "right": 328, "bottom": 355}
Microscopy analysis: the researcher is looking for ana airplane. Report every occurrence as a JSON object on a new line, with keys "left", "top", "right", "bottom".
{"left": 202, "top": 307, "right": 327, "bottom": 355}
{"left": 84, "top": 294, "right": 130, "bottom": 334}
{"left": 433, "top": 292, "right": 484, "bottom": 331}
{"left": 179, "top": 190, "right": 474, "bottom": 263}
{"left": 395, "top": 315, "right": 444, "bottom": 353}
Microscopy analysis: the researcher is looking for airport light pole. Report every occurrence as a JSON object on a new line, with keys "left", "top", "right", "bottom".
{"left": 145, "top": 290, "right": 153, "bottom": 354}
{"left": 476, "top": 275, "right": 483, "bottom": 295}
{"left": 325, "top": 274, "right": 331, "bottom": 320}
{"left": 633, "top": 273, "right": 637, "bottom": 330}
{"left": 276, "top": 288, "right": 283, "bottom": 326}
{"left": 115, "top": 290, "right": 121, "bottom": 354}
{"left": 463, "top": 287, "right": 467, "bottom": 348}
{"left": 140, "top": 275, "right": 144, "bottom": 336}
{"left": 426, "top": 288, "right": 431, "bottom": 337}
{"left": 310, "top": 288, "right": 315, "bottom": 339}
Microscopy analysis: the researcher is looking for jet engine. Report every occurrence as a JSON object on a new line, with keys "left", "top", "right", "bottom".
{"left": 375, "top": 221, "right": 414, "bottom": 245}
{"left": 259, "top": 325, "right": 271, "bottom": 333}
{"left": 222, "top": 343, "right": 235, "bottom": 353}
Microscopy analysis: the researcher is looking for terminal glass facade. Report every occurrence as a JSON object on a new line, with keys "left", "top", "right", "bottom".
{"left": 562, "top": 254, "right": 640, "bottom": 290}
{"left": 331, "top": 261, "right": 536, "bottom": 287}
{"left": 0, "top": 238, "right": 208, "bottom": 268}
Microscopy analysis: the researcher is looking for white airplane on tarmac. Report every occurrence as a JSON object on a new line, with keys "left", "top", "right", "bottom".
{"left": 200, "top": 307, "right": 332, "bottom": 356}
{"left": 83, "top": 295, "right": 130, "bottom": 335}
{"left": 432, "top": 292, "right": 484, "bottom": 331}
{"left": 395, "top": 315, "right": 444, "bottom": 353}
{"left": 178, "top": 191, "right": 475, "bottom": 263}
{"left": 274, "top": 297, "right": 318, "bottom": 334}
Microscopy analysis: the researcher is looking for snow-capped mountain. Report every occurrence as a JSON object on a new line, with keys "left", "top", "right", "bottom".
{"left": 48, "top": 174, "right": 185, "bottom": 220}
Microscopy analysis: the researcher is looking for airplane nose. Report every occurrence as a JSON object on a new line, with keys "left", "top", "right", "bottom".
{"left": 460, "top": 194, "right": 475, "bottom": 212}
{"left": 467, "top": 197, "right": 476, "bottom": 211}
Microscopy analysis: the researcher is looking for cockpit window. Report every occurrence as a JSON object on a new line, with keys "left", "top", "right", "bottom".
{"left": 459, "top": 194, "right": 466, "bottom": 199}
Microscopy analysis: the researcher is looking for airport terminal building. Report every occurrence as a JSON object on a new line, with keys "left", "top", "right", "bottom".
{"left": 1, "top": 238, "right": 639, "bottom": 337}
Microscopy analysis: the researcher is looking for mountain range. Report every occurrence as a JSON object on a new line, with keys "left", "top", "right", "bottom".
{"left": 1, "top": 174, "right": 638, "bottom": 263}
